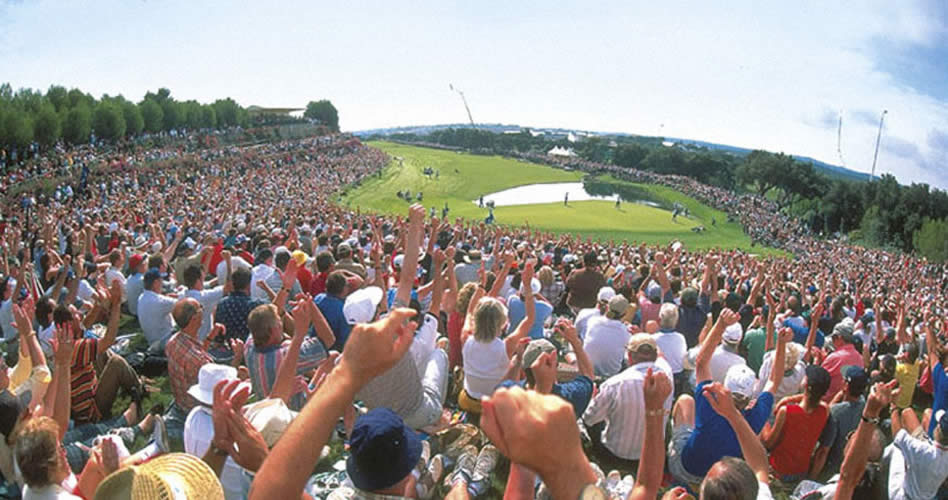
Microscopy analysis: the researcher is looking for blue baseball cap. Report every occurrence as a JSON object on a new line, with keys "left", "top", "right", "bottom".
{"left": 346, "top": 408, "right": 422, "bottom": 492}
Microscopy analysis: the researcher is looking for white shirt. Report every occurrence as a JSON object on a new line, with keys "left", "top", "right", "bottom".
{"left": 584, "top": 317, "right": 631, "bottom": 378}
{"left": 709, "top": 345, "right": 747, "bottom": 383}
{"left": 890, "top": 428, "right": 948, "bottom": 500}
{"left": 0, "top": 299, "right": 14, "bottom": 341}
{"left": 137, "top": 289, "right": 176, "bottom": 348}
{"left": 125, "top": 273, "right": 144, "bottom": 316}
{"left": 250, "top": 264, "right": 275, "bottom": 302}
{"left": 582, "top": 359, "right": 673, "bottom": 460}
{"left": 410, "top": 314, "right": 439, "bottom": 380}
{"left": 185, "top": 286, "right": 226, "bottom": 341}
{"left": 22, "top": 484, "right": 81, "bottom": 500}
{"left": 754, "top": 346, "right": 806, "bottom": 402}
{"left": 215, "top": 256, "right": 251, "bottom": 283}
{"left": 184, "top": 406, "right": 248, "bottom": 500}
{"left": 463, "top": 336, "right": 508, "bottom": 399}
{"left": 104, "top": 266, "right": 127, "bottom": 302}
{"left": 652, "top": 330, "right": 687, "bottom": 374}
{"left": 574, "top": 307, "right": 601, "bottom": 341}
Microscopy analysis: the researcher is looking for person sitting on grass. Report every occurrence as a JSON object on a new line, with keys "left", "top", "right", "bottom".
{"left": 667, "top": 310, "right": 789, "bottom": 488}
{"left": 760, "top": 364, "right": 831, "bottom": 481}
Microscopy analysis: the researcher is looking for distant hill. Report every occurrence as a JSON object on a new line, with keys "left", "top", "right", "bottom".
{"left": 354, "top": 123, "right": 875, "bottom": 182}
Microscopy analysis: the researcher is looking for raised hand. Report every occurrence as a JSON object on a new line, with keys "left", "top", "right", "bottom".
{"left": 480, "top": 387, "right": 590, "bottom": 486}
{"left": 53, "top": 323, "right": 74, "bottom": 366}
{"left": 643, "top": 367, "right": 672, "bottom": 411}
{"left": 212, "top": 378, "right": 251, "bottom": 452}
{"left": 702, "top": 382, "right": 741, "bottom": 421}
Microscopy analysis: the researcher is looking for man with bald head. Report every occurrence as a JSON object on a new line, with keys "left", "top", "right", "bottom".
{"left": 166, "top": 297, "right": 243, "bottom": 414}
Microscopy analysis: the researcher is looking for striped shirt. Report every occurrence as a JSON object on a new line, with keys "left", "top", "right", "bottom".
{"left": 582, "top": 359, "right": 673, "bottom": 460}
{"left": 245, "top": 336, "right": 328, "bottom": 411}
{"left": 70, "top": 338, "right": 100, "bottom": 423}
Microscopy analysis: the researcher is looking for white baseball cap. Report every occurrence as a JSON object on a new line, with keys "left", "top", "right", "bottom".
{"left": 724, "top": 364, "right": 757, "bottom": 399}
{"left": 343, "top": 286, "right": 384, "bottom": 325}
{"left": 722, "top": 323, "right": 743, "bottom": 344}
{"left": 597, "top": 287, "right": 616, "bottom": 302}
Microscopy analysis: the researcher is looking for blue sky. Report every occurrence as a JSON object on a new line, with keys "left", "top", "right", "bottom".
{"left": 2, "top": 1, "right": 947, "bottom": 187}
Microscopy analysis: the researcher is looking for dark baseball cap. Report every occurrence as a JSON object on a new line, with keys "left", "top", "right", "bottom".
{"left": 842, "top": 365, "right": 868, "bottom": 395}
{"left": 805, "top": 364, "right": 831, "bottom": 398}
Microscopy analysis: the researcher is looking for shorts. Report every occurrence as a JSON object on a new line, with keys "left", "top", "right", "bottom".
{"left": 667, "top": 424, "right": 703, "bottom": 487}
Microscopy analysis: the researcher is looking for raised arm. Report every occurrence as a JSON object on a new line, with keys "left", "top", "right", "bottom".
{"left": 629, "top": 368, "right": 671, "bottom": 500}
{"left": 803, "top": 300, "right": 824, "bottom": 364}
{"left": 696, "top": 308, "right": 739, "bottom": 383}
{"left": 269, "top": 297, "right": 311, "bottom": 403}
{"left": 97, "top": 279, "right": 123, "bottom": 355}
{"left": 763, "top": 327, "right": 792, "bottom": 394}
{"left": 835, "top": 380, "right": 896, "bottom": 500}
{"left": 505, "top": 259, "right": 536, "bottom": 358}
{"left": 394, "top": 205, "right": 424, "bottom": 308}
{"left": 557, "top": 318, "right": 594, "bottom": 380}
{"left": 489, "top": 252, "right": 515, "bottom": 298}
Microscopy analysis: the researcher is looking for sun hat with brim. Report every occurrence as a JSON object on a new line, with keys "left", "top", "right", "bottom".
{"left": 187, "top": 364, "right": 238, "bottom": 406}
{"left": 346, "top": 408, "right": 422, "bottom": 492}
{"left": 343, "top": 286, "right": 384, "bottom": 325}
{"left": 93, "top": 453, "right": 223, "bottom": 500}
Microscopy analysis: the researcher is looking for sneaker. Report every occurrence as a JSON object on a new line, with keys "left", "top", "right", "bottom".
{"left": 152, "top": 415, "right": 170, "bottom": 454}
{"left": 444, "top": 445, "right": 477, "bottom": 489}
{"left": 417, "top": 454, "right": 445, "bottom": 500}
{"left": 470, "top": 445, "right": 499, "bottom": 482}
{"left": 467, "top": 445, "right": 499, "bottom": 497}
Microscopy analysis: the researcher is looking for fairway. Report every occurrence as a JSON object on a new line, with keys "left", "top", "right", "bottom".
{"left": 343, "top": 142, "right": 762, "bottom": 251}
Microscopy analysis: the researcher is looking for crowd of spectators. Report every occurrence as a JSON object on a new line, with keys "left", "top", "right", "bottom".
{"left": 0, "top": 130, "right": 944, "bottom": 500}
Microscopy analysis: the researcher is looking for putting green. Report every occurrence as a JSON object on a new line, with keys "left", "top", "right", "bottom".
{"left": 341, "top": 141, "right": 765, "bottom": 251}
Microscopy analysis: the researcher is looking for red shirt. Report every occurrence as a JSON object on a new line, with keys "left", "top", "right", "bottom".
{"left": 447, "top": 311, "right": 465, "bottom": 370}
{"left": 309, "top": 271, "right": 329, "bottom": 296}
{"left": 297, "top": 267, "right": 314, "bottom": 295}
{"left": 769, "top": 404, "right": 828, "bottom": 475}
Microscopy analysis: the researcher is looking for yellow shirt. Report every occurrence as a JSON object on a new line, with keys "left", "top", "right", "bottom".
{"left": 894, "top": 361, "right": 920, "bottom": 409}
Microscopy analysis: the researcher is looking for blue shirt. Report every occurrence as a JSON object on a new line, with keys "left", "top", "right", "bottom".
{"left": 930, "top": 362, "right": 948, "bottom": 437}
{"left": 314, "top": 293, "right": 350, "bottom": 351}
{"left": 783, "top": 319, "right": 825, "bottom": 348}
{"left": 681, "top": 380, "right": 775, "bottom": 477}
{"left": 507, "top": 296, "right": 553, "bottom": 340}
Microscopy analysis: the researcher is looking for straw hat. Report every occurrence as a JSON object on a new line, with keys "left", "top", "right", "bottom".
{"left": 94, "top": 453, "right": 224, "bottom": 500}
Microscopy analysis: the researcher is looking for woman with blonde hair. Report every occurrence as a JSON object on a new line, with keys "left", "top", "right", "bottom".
{"left": 461, "top": 259, "right": 536, "bottom": 406}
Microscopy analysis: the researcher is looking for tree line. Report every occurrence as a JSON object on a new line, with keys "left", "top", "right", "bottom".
{"left": 0, "top": 82, "right": 340, "bottom": 158}
{"left": 386, "top": 127, "right": 948, "bottom": 261}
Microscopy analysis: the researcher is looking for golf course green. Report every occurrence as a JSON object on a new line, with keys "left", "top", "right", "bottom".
{"left": 342, "top": 141, "right": 761, "bottom": 251}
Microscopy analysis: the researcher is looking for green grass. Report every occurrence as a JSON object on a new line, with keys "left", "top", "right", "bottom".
{"left": 343, "top": 142, "right": 781, "bottom": 253}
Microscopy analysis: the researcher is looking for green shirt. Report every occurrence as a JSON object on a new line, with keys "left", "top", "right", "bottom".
{"left": 742, "top": 327, "right": 774, "bottom": 373}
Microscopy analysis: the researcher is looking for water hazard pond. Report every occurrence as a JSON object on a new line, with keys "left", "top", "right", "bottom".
{"left": 474, "top": 181, "right": 667, "bottom": 209}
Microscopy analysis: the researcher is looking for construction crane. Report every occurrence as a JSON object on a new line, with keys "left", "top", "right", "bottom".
{"left": 449, "top": 84, "right": 476, "bottom": 129}
{"left": 837, "top": 111, "right": 846, "bottom": 168}
{"left": 870, "top": 109, "right": 888, "bottom": 181}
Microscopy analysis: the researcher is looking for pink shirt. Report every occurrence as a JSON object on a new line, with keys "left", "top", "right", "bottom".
{"left": 820, "top": 344, "right": 863, "bottom": 402}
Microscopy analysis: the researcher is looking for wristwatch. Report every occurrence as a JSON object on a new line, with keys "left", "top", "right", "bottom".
{"left": 861, "top": 414, "right": 881, "bottom": 425}
{"left": 578, "top": 484, "right": 608, "bottom": 500}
